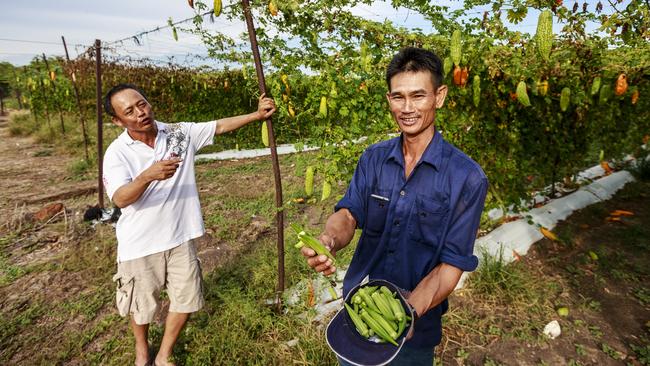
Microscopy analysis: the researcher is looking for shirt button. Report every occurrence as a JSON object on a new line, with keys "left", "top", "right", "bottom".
{"left": 394, "top": 219, "right": 400, "bottom": 226}
{"left": 400, "top": 190, "right": 406, "bottom": 196}
{"left": 388, "top": 249, "right": 395, "bottom": 255}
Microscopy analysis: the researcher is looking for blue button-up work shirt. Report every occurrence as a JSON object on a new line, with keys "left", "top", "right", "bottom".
{"left": 335, "top": 130, "right": 488, "bottom": 348}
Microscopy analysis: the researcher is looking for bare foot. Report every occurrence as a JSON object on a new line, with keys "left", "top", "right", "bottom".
{"left": 154, "top": 355, "right": 176, "bottom": 366}
{"left": 134, "top": 347, "right": 149, "bottom": 366}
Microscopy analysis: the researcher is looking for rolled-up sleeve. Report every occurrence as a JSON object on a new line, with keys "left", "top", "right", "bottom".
{"left": 440, "top": 175, "right": 488, "bottom": 272}
{"left": 335, "top": 151, "right": 370, "bottom": 229}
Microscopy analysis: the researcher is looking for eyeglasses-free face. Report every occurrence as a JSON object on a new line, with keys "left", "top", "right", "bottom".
{"left": 386, "top": 71, "right": 447, "bottom": 138}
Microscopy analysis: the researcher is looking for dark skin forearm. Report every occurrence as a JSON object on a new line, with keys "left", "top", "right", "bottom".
{"left": 322, "top": 208, "right": 357, "bottom": 253}
{"left": 112, "top": 175, "right": 154, "bottom": 208}
{"left": 215, "top": 93, "right": 276, "bottom": 135}
{"left": 214, "top": 111, "right": 263, "bottom": 135}
{"left": 407, "top": 263, "right": 463, "bottom": 318}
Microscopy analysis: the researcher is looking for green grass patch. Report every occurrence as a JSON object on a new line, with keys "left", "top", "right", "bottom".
{"left": 7, "top": 111, "right": 116, "bottom": 180}
{"left": 59, "top": 287, "right": 113, "bottom": 319}
{"left": 0, "top": 302, "right": 46, "bottom": 361}
{"left": 601, "top": 343, "right": 624, "bottom": 360}
{"left": 588, "top": 325, "right": 603, "bottom": 338}
{"left": 633, "top": 287, "right": 650, "bottom": 306}
{"left": 68, "top": 157, "right": 96, "bottom": 181}
{"left": 7, "top": 112, "right": 34, "bottom": 136}
{"left": 60, "top": 225, "right": 116, "bottom": 274}
{"left": 631, "top": 342, "right": 650, "bottom": 366}
{"left": 0, "top": 235, "right": 29, "bottom": 286}
{"left": 55, "top": 317, "right": 104, "bottom": 360}
{"left": 0, "top": 255, "right": 26, "bottom": 286}
{"left": 33, "top": 149, "right": 53, "bottom": 157}
{"left": 82, "top": 333, "right": 132, "bottom": 365}
{"left": 450, "top": 247, "right": 558, "bottom": 343}
{"left": 469, "top": 247, "right": 530, "bottom": 301}
{"left": 31, "top": 314, "right": 123, "bottom": 365}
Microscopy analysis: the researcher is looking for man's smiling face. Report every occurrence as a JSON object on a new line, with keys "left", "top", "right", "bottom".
{"left": 386, "top": 70, "right": 447, "bottom": 138}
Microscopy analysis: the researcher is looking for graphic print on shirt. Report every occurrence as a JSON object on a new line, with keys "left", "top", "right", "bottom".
{"left": 165, "top": 124, "right": 189, "bottom": 160}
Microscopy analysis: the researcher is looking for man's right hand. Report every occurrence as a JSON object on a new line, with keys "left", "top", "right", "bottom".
{"left": 300, "top": 233, "right": 337, "bottom": 276}
{"left": 141, "top": 158, "right": 182, "bottom": 182}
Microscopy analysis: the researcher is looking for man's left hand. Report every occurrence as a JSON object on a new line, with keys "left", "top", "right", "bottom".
{"left": 256, "top": 93, "right": 276, "bottom": 120}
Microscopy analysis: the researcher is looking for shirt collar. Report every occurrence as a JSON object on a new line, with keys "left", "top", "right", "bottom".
{"left": 387, "top": 129, "right": 443, "bottom": 171}
{"left": 117, "top": 129, "right": 137, "bottom": 145}
{"left": 117, "top": 120, "right": 165, "bottom": 145}
{"left": 420, "top": 129, "right": 443, "bottom": 170}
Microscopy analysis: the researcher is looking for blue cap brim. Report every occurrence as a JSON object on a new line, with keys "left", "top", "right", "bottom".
{"left": 325, "top": 279, "right": 414, "bottom": 366}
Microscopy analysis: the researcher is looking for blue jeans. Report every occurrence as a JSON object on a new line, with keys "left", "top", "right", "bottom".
{"left": 337, "top": 345, "right": 434, "bottom": 366}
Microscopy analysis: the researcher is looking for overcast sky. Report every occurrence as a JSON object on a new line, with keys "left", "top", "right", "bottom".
{"left": 0, "top": 0, "right": 622, "bottom": 67}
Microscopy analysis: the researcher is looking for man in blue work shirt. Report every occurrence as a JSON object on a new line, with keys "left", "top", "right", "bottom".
{"left": 301, "top": 47, "right": 488, "bottom": 365}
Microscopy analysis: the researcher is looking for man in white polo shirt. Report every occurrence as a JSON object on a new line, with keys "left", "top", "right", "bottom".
{"left": 102, "top": 84, "right": 275, "bottom": 366}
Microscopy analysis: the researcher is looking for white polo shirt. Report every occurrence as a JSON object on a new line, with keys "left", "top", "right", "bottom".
{"left": 103, "top": 120, "right": 217, "bottom": 262}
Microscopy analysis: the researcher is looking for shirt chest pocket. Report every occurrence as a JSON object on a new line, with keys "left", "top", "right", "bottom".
{"left": 364, "top": 190, "right": 390, "bottom": 237}
{"left": 411, "top": 196, "right": 448, "bottom": 247}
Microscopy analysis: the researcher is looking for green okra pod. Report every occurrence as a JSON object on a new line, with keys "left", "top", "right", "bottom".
{"left": 345, "top": 302, "right": 369, "bottom": 338}
{"left": 360, "top": 310, "right": 398, "bottom": 346}
{"left": 357, "top": 288, "right": 380, "bottom": 314}
{"left": 290, "top": 223, "right": 336, "bottom": 263}
{"left": 379, "top": 286, "right": 393, "bottom": 298}
{"left": 388, "top": 296, "right": 405, "bottom": 322}
{"left": 299, "top": 233, "right": 336, "bottom": 262}
{"left": 367, "top": 308, "right": 398, "bottom": 338}
{"left": 328, "top": 285, "right": 338, "bottom": 300}
{"left": 371, "top": 292, "right": 396, "bottom": 321}
{"left": 397, "top": 313, "right": 406, "bottom": 337}
{"left": 364, "top": 286, "right": 378, "bottom": 295}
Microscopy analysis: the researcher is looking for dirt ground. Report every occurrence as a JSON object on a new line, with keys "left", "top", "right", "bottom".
{"left": 0, "top": 110, "right": 648, "bottom": 365}
{"left": 0, "top": 114, "right": 94, "bottom": 212}
{"left": 439, "top": 180, "right": 650, "bottom": 365}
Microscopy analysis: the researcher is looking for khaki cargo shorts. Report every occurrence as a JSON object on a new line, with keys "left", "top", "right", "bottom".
{"left": 112, "top": 239, "right": 205, "bottom": 325}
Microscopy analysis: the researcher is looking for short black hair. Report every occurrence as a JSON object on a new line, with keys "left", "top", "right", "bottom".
{"left": 103, "top": 83, "right": 147, "bottom": 117}
{"left": 385, "top": 47, "right": 443, "bottom": 91}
